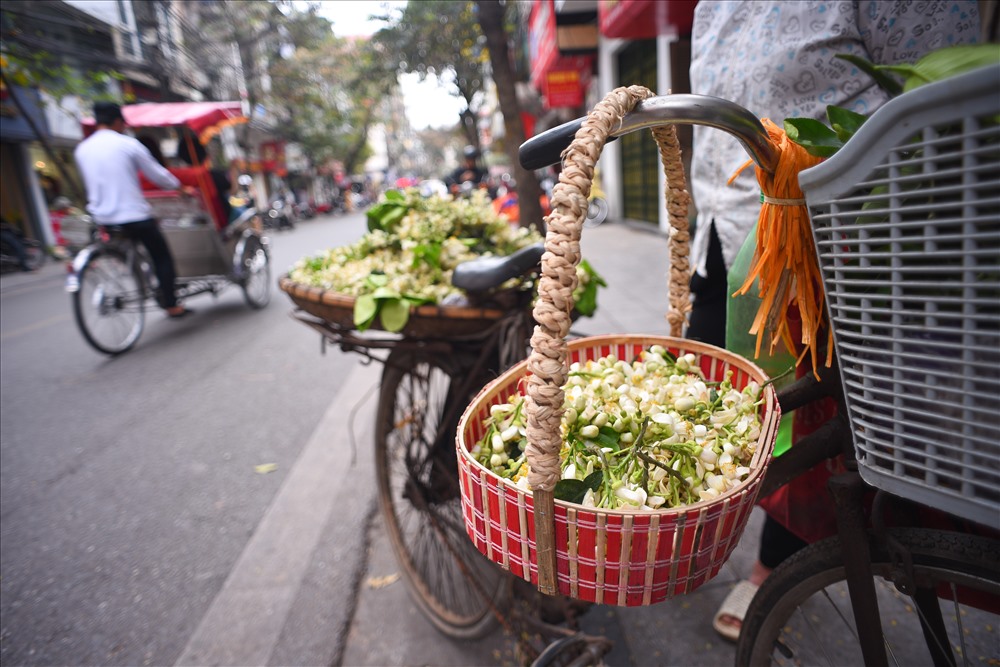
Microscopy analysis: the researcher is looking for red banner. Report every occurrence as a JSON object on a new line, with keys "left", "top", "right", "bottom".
{"left": 259, "top": 140, "right": 285, "bottom": 174}
{"left": 529, "top": 0, "right": 558, "bottom": 87}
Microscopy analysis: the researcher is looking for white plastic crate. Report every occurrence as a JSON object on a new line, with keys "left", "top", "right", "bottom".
{"left": 799, "top": 65, "right": 1000, "bottom": 529}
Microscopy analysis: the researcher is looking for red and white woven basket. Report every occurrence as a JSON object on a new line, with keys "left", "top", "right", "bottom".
{"left": 456, "top": 85, "right": 781, "bottom": 606}
{"left": 457, "top": 335, "right": 779, "bottom": 606}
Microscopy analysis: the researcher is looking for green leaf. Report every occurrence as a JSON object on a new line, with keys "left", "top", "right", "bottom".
{"left": 366, "top": 272, "right": 388, "bottom": 288}
{"left": 384, "top": 189, "right": 405, "bottom": 201}
{"left": 412, "top": 242, "right": 442, "bottom": 269}
{"left": 826, "top": 106, "right": 867, "bottom": 144}
{"left": 554, "top": 471, "right": 604, "bottom": 503}
{"left": 366, "top": 201, "right": 407, "bottom": 232}
{"left": 354, "top": 294, "right": 378, "bottom": 331}
{"left": 583, "top": 470, "right": 603, "bottom": 491}
{"left": 553, "top": 478, "right": 590, "bottom": 503}
{"left": 404, "top": 294, "right": 434, "bottom": 307}
{"left": 370, "top": 286, "right": 400, "bottom": 299}
{"left": 379, "top": 297, "right": 410, "bottom": 332}
{"left": 574, "top": 260, "right": 606, "bottom": 317}
{"left": 880, "top": 44, "right": 1000, "bottom": 92}
{"left": 835, "top": 53, "right": 903, "bottom": 96}
{"left": 594, "top": 426, "right": 621, "bottom": 450}
{"left": 784, "top": 118, "right": 843, "bottom": 158}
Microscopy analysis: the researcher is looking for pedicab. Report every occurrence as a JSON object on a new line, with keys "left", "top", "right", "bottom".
{"left": 67, "top": 101, "right": 271, "bottom": 355}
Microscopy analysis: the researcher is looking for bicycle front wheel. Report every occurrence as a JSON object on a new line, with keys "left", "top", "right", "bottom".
{"left": 239, "top": 234, "right": 270, "bottom": 309}
{"left": 737, "top": 528, "right": 1000, "bottom": 666}
{"left": 72, "top": 248, "right": 146, "bottom": 355}
{"left": 375, "top": 349, "right": 510, "bottom": 639}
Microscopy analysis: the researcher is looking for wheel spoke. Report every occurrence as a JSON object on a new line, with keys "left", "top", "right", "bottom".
{"left": 375, "top": 351, "right": 507, "bottom": 638}
{"left": 739, "top": 530, "right": 1000, "bottom": 667}
{"left": 74, "top": 250, "right": 144, "bottom": 354}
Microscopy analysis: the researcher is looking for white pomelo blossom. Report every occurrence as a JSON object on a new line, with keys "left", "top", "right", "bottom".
{"left": 475, "top": 346, "right": 766, "bottom": 511}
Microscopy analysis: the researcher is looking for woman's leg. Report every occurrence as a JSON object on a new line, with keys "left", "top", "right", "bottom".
{"left": 686, "top": 221, "right": 727, "bottom": 347}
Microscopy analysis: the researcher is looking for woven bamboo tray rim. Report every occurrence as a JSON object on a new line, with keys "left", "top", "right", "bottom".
{"left": 457, "top": 334, "right": 778, "bottom": 517}
{"left": 278, "top": 274, "right": 509, "bottom": 321}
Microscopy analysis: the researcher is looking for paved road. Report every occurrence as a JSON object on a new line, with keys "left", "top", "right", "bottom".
{"left": 1, "top": 213, "right": 377, "bottom": 666}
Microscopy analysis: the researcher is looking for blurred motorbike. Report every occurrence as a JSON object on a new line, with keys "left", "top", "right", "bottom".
{"left": 0, "top": 221, "right": 45, "bottom": 273}
{"left": 265, "top": 197, "right": 295, "bottom": 231}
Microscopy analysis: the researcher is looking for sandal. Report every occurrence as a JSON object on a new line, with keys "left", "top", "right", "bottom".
{"left": 166, "top": 306, "right": 194, "bottom": 319}
{"left": 713, "top": 579, "right": 758, "bottom": 642}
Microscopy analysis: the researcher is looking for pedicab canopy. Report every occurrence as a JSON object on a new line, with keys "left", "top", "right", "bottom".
{"left": 82, "top": 101, "right": 247, "bottom": 144}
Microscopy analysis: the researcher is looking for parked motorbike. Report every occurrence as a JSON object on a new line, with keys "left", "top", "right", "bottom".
{"left": 294, "top": 199, "right": 316, "bottom": 220}
{"left": 264, "top": 198, "right": 295, "bottom": 231}
{"left": 0, "top": 221, "right": 46, "bottom": 273}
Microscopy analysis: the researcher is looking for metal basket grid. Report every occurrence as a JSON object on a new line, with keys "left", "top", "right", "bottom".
{"left": 801, "top": 66, "right": 1000, "bottom": 528}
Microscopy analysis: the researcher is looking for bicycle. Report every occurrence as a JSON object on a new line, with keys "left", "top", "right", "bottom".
{"left": 284, "top": 66, "right": 998, "bottom": 666}
{"left": 514, "top": 65, "right": 999, "bottom": 666}
{"left": 282, "top": 242, "right": 619, "bottom": 659}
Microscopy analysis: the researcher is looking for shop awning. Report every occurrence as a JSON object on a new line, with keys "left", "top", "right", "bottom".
{"left": 598, "top": 0, "right": 696, "bottom": 39}
{"left": 82, "top": 101, "right": 247, "bottom": 144}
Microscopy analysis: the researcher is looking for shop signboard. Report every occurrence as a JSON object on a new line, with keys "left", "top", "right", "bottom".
{"left": 545, "top": 70, "right": 585, "bottom": 109}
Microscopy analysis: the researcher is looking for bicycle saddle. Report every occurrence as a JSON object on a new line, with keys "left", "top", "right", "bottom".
{"left": 452, "top": 242, "right": 544, "bottom": 292}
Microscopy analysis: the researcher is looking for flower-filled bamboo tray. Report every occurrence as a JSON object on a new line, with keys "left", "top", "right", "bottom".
{"left": 278, "top": 274, "right": 510, "bottom": 338}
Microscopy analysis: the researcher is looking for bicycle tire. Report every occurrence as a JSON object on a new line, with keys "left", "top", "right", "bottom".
{"left": 72, "top": 247, "right": 146, "bottom": 355}
{"left": 239, "top": 234, "right": 271, "bottom": 309}
{"left": 737, "top": 527, "right": 1000, "bottom": 666}
{"left": 374, "top": 348, "right": 511, "bottom": 639}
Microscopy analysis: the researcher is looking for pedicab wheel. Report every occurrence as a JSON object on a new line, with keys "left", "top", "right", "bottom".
{"left": 736, "top": 528, "right": 1000, "bottom": 666}
{"left": 375, "top": 348, "right": 511, "bottom": 639}
{"left": 240, "top": 235, "right": 271, "bottom": 309}
{"left": 72, "top": 247, "right": 145, "bottom": 355}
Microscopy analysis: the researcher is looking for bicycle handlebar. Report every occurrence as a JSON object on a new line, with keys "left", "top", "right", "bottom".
{"left": 519, "top": 94, "right": 778, "bottom": 174}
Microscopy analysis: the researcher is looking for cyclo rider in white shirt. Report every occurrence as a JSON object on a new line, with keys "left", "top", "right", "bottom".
{"left": 74, "top": 101, "right": 191, "bottom": 318}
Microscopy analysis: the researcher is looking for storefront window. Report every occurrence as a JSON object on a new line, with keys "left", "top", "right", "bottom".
{"left": 617, "top": 39, "right": 658, "bottom": 224}
{"left": 1, "top": 143, "right": 31, "bottom": 233}
{"left": 29, "top": 142, "right": 84, "bottom": 209}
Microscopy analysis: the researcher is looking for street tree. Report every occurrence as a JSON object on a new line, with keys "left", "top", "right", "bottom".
{"left": 475, "top": 0, "right": 544, "bottom": 231}
{"left": 186, "top": 1, "right": 395, "bottom": 175}
{"left": 373, "top": 0, "right": 487, "bottom": 150}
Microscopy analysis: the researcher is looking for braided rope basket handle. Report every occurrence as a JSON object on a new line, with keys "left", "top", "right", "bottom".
{"left": 525, "top": 85, "right": 693, "bottom": 594}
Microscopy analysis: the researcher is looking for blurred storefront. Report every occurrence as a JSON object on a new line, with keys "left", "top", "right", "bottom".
{"left": 527, "top": 0, "right": 597, "bottom": 124}
{"left": 597, "top": 0, "right": 695, "bottom": 230}
{"left": 0, "top": 84, "right": 56, "bottom": 247}
{"left": 524, "top": 0, "right": 696, "bottom": 231}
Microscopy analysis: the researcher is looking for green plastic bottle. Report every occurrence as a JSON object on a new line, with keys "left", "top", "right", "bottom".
{"left": 726, "top": 221, "right": 794, "bottom": 456}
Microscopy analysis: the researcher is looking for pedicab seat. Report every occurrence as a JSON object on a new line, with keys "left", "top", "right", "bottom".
{"left": 140, "top": 168, "right": 230, "bottom": 277}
